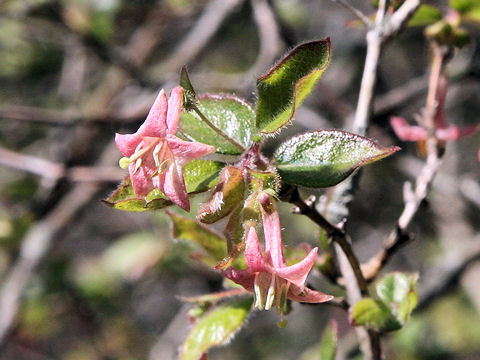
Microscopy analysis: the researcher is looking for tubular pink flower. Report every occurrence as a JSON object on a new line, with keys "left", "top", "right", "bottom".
{"left": 390, "top": 116, "right": 479, "bottom": 142}
{"left": 115, "top": 87, "right": 216, "bottom": 211}
{"left": 223, "top": 192, "right": 332, "bottom": 312}
{"left": 391, "top": 77, "right": 478, "bottom": 143}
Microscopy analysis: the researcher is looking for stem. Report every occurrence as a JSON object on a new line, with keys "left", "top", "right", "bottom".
{"left": 285, "top": 187, "right": 369, "bottom": 297}
{"left": 192, "top": 106, "right": 245, "bottom": 152}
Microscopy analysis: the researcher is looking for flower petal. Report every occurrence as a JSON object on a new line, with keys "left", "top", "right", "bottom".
{"left": 436, "top": 124, "right": 479, "bottom": 141}
{"left": 139, "top": 89, "right": 168, "bottom": 137}
{"left": 115, "top": 133, "right": 143, "bottom": 157}
{"left": 222, "top": 268, "right": 255, "bottom": 291}
{"left": 390, "top": 116, "right": 427, "bottom": 142}
{"left": 128, "top": 161, "right": 155, "bottom": 197}
{"left": 275, "top": 247, "right": 318, "bottom": 289}
{"left": 244, "top": 226, "right": 270, "bottom": 273}
{"left": 166, "top": 86, "right": 184, "bottom": 134}
{"left": 167, "top": 136, "right": 216, "bottom": 165}
{"left": 159, "top": 162, "right": 190, "bottom": 211}
{"left": 287, "top": 286, "right": 333, "bottom": 303}
{"left": 259, "top": 193, "right": 285, "bottom": 268}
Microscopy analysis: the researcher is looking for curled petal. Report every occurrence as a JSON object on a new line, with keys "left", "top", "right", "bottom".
{"left": 287, "top": 286, "right": 333, "bottom": 304}
{"left": 436, "top": 124, "right": 479, "bottom": 141}
{"left": 167, "top": 136, "right": 216, "bottom": 165}
{"left": 222, "top": 268, "right": 255, "bottom": 291}
{"left": 274, "top": 247, "right": 318, "bottom": 290}
{"left": 115, "top": 133, "right": 143, "bottom": 157}
{"left": 244, "top": 227, "right": 270, "bottom": 273}
{"left": 166, "top": 87, "right": 184, "bottom": 134}
{"left": 390, "top": 116, "right": 427, "bottom": 142}
{"left": 159, "top": 162, "right": 190, "bottom": 211}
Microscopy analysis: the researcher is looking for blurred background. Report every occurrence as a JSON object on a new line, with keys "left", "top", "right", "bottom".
{"left": 0, "top": 0, "right": 480, "bottom": 359}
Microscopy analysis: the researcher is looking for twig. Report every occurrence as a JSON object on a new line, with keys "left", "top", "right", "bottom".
{"left": 416, "top": 241, "right": 480, "bottom": 312}
{"left": 151, "top": 0, "right": 245, "bottom": 78}
{"left": 244, "top": 0, "right": 283, "bottom": 84}
{"left": 330, "top": 0, "right": 372, "bottom": 27}
{"left": 0, "top": 142, "right": 119, "bottom": 348}
{"left": 359, "top": 43, "right": 449, "bottom": 282}
{"left": 0, "top": 6, "right": 170, "bottom": 349}
{"left": 0, "top": 146, "right": 123, "bottom": 182}
{"left": 286, "top": 187, "right": 369, "bottom": 297}
{"left": 325, "top": 2, "right": 420, "bottom": 359}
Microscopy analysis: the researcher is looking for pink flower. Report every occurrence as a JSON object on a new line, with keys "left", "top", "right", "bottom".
{"left": 223, "top": 192, "right": 332, "bottom": 313}
{"left": 391, "top": 76, "right": 479, "bottom": 143}
{"left": 390, "top": 116, "right": 479, "bottom": 142}
{"left": 115, "top": 87, "right": 216, "bottom": 211}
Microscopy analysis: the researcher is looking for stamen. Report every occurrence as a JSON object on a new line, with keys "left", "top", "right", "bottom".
{"left": 134, "top": 158, "right": 142, "bottom": 174}
{"left": 153, "top": 143, "right": 161, "bottom": 168}
{"left": 265, "top": 274, "right": 276, "bottom": 310}
{"left": 277, "top": 281, "right": 290, "bottom": 315}
{"left": 254, "top": 274, "right": 264, "bottom": 310}
{"left": 129, "top": 138, "right": 161, "bottom": 163}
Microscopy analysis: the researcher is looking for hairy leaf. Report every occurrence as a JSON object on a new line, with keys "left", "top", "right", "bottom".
{"left": 168, "top": 212, "right": 227, "bottom": 263}
{"left": 376, "top": 272, "right": 418, "bottom": 324}
{"left": 274, "top": 130, "right": 400, "bottom": 188}
{"left": 180, "top": 94, "right": 256, "bottom": 154}
{"left": 256, "top": 39, "right": 331, "bottom": 133}
{"left": 350, "top": 298, "right": 402, "bottom": 332}
{"left": 180, "top": 297, "right": 253, "bottom": 360}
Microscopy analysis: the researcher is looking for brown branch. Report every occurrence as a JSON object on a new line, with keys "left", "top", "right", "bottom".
{"left": 285, "top": 187, "right": 370, "bottom": 297}
{"left": 0, "top": 147, "right": 124, "bottom": 183}
{"left": 151, "top": 0, "right": 245, "bottom": 79}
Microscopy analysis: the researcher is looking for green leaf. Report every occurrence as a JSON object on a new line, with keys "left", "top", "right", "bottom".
{"left": 450, "top": 0, "right": 480, "bottom": 14}
{"left": 255, "top": 38, "right": 331, "bottom": 134}
{"left": 408, "top": 5, "right": 442, "bottom": 27}
{"left": 180, "top": 297, "right": 253, "bottom": 360}
{"left": 274, "top": 130, "right": 400, "bottom": 188}
{"left": 376, "top": 272, "right": 418, "bottom": 324}
{"left": 180, "top": 94, "right": 256, "bottom": 154}
{"left": 168, "top": 212, "right": 227, "bottom": 263}
{"left": 350, "top": 298, "right": 402, "bottom": 332}
{"left": 103, "top": 160, "right": 224, "bottom": 212}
